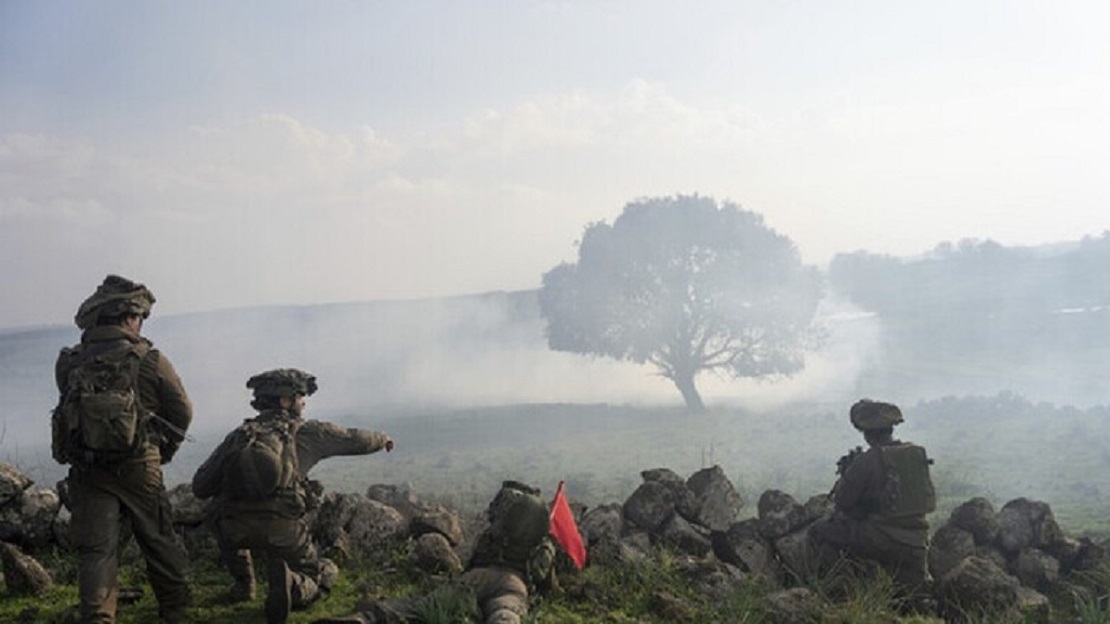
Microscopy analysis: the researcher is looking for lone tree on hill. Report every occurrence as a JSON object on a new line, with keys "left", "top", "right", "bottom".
{"left": 539, "top": 195, "right": 823, "bottom": 411}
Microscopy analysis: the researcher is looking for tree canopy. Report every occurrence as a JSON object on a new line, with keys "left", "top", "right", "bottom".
{"left": 538, "top": 195, "right": 823, "bottom": 411}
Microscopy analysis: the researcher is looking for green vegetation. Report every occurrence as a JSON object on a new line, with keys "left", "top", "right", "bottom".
{"left": 7, "top": 396, "right": 1110, "bottom": 621}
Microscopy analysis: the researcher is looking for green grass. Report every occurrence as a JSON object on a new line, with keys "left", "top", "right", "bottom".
{"left": 8, "top": 398, "right": 1110, "bottom": 622}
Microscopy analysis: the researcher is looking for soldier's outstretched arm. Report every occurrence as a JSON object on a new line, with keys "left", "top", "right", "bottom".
{"left": 295, "top": 420, "right": 394, "bottom": 473}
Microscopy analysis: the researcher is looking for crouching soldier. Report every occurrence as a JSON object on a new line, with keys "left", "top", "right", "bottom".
{"left": 810, "top": 399, "right": 936, "bottom": 600}
{"left": 315, "top": 480, "right": 561, "bottom": 624}
{"left": 192, "top": 368, "right": 394, "bottom": 624}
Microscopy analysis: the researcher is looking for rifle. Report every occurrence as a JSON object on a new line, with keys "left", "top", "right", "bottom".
{"left": 147, "top": 412, "right": 196, "bottom": 443}
{"left": 830, "top": 445, "right": 863, "bottom": 497}
{"left": 836, "top": 445, "right": 863, "bottom": 477}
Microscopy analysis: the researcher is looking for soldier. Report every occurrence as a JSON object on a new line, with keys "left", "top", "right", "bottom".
{"left": 314, "top": 480, "right": 559, "bottom": 624}
{"left": 192, "top": 368, "right": 394, "bottom": 624}
{"left": 52, "top": 275, "right": 193, "bottom": 623}
{"left": 810, "top": 399, "right": 936, "bottom": 599}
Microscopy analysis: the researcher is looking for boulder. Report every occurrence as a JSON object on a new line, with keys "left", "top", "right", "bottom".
{"left": 996, "top": 498, "right": 1062, "bottom": 554}
{"left": 948, "top": 497, "right": 999, "bottom": 546}
{"left": 757, "top": 490, "right": 808, "bottom": 539}
{"left": 0, "top": 463, "right": 32, "bottom": 507}
{"left": 1011, "top": 548, "right": 1059, "bottom": 591}
{"left": 929, "top": 524, "right": 975, "bottom": 580}
{"left": 366, "top": 483, "right": 423, "bottom": 521}
{"left": 710, "top": 518, "right": 780, "bottom": 583}
{"left": 0, "top": 541, "right": 53, "bottom": 596}
{"left": 685, "top": 465, "right": 743, "bottom": 531}
{"left": 938, "top": 556, "right": 1020, "bottom": 615}
{"left": 657, "top": 513, "right": 710, "bottom": 557}
{"left": 167, "top": 483, "right": 208, "bottom": 527}
{"left": 0, "top": 489, "right": 60, "bottom": 550}
{"left": 640, "top": 468, "right": 701, "bottom": 524}
{"left": 408, "top": 532, "right": 463, "bottom": 575}
{"left": 580, "top": 503, "right": 623, "bottom": 548}
{"left": 623, "top": 481, "right": 675, "bottom": 532}
{"left": 346, "top": 498, "right": 407, "bottom": 556}
{"left": 409, "top": 508, "right": 464, "bottom": 546}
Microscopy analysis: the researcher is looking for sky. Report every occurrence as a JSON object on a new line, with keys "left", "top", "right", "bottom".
{"left": 2, "top": 0, "right": 1109, "bottom": 329}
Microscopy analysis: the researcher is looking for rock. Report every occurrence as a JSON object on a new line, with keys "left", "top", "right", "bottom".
{"left": 774, "top": 529, "right": 822, "bottom": 582}
{"left": 167, "top": 483, "right": 208, "bottom": 526}
{"left": 623, "top": 481, "right": 675, "bottom": 532}
{"left": 1011, "top": 548, "right": 1059, "bottom": 591}
{"left": 1042, "top": 536, "right": 1081, "bottom": 573}
{"left": 346, "top": 498, "right": 407, "bottom": 555}
{"left": 0, "top": 463, "right": 32, "bottom": 507}
{"left": 802, "top": 494, "right": 834, "bottom": 524}
{"left": 580, "top": 503, "right": 623, "bottom": 547}
{"left": 685, "top": 465, "right": 743, "bottom": 531}
{"left": 948, "top": 497, "right": 999, "bottom": 546}
{"left": 657, "top": 513, "right": 711, "bottom": 557}
{"left": 366, "top": 483, "right": 422, "bottom": 520}
{"left": 312, "top": 493, "right": 406, "bottom": 558}
{"left": 640, "top": 468, "right": 701, "bottom": 524}
{"left": 996, "top": 498, "right": 1062, "bottom": 554}
{"left": 938, "top": 556, "right": 1020, "bottom": 615}
{"left": 409, "top": 508, "right": 464, "bottom": 546}
{"left": 408, "top": 532, "right": 463, "bottom": 575}
{"left": 711, "top": 519, "right": 780, "bottom": 583}
{"left": 0, "top": 489, "right": 60, "bottom": 550}
{"left": 929, "top": 524, "right": 975, "bottom": 580}
{"left": 0, "top": 541, "right": 53, "bottom": 596}
{"left": 1015, "top": 585, "right": 1051, "bottom": 623}
{"left": 757, "top": 490, "right": 808, "bottom": 539}
{"left": 1071, "top": 537, "right": 1110, "bottom": 573}
{"left": 618, "top": 531, "right": 652, "bottom": 563}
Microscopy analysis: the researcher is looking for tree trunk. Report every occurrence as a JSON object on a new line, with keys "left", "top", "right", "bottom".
{"left": 673, "top": 372, "right": 706, "bottom": 413}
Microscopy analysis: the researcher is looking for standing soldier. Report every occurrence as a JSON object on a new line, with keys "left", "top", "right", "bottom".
{"left": 52, "top": 274, "right": 194, "bottom": 623}
{"left": 810, "top": 399, "right": 936, "bottom": 601}
{"left": 192, "top": 368, "right": 394, "bottom": 624}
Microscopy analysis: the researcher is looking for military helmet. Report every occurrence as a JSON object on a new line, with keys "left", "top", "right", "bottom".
{"left": 849, "top": 399, "right": 903, "bottom": 431}
{"left": 246, "top": 368, "right": 318, "bottom": 398}
{"left": 74, "top": 275, "right": 156, "bottom": 330}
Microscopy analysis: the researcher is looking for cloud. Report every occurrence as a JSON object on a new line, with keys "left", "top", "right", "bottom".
{"left": 3, "top": 76, "right": 1110, "bottom": 328}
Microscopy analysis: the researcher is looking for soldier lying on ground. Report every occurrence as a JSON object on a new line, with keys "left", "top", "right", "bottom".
{"left": 314, "top": 480, "right": 561, "bottom": 624}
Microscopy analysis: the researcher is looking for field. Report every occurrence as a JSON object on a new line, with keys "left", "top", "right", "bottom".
{"left": 5, "top": 397, "right": 1110, "bottom": 622}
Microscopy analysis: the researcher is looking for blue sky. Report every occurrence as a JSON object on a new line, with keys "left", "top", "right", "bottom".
{"left": 2, "top": 1, "right": 1109, "bottom": 328}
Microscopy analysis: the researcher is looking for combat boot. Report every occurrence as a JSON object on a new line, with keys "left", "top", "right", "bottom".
{"left": 265, "top": 558, "right": 293, "bottom": 624}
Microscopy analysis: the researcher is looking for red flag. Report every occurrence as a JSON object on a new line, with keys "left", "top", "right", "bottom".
{"left": 549, "top": 480, "right": 587, "bottom": 569}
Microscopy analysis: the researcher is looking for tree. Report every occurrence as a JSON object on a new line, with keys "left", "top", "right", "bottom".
{"left": 539, "top": 194, "right": 823, "bottom": 411}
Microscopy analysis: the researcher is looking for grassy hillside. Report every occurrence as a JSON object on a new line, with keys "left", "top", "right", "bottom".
{"left": 5, "top": 399, "right": 1110, "bottom": 622}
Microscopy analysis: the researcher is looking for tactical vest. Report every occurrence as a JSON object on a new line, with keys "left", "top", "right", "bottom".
{"left": 877, "top": 443, "right": 936, "bottom": 519}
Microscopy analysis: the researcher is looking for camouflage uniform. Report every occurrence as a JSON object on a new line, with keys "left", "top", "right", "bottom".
{"left": 192, "top": 369, "right": 392, "bottom": 623}
{"left": 53, "top": 276, "right": 193, "bottom": 624}
{"left": 316, "top": 482, "right": 557, "bottom": 624}
{"left": 810, "top": 400, "right": 932, "bottom": 596}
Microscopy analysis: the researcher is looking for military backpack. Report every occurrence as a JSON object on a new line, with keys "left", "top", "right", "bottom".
{"left": 224, "top": 417, "right": 301, "bottom": 501}
{"left": 52, "top": 343, "right": 151, "bottom": 465}
{"left": 468, "top": 481, "right": 552, "bottom": 578}
{"left": 877, "top": 442, "right": 937, "bottom": 518}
